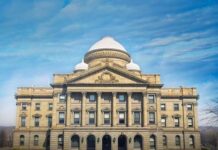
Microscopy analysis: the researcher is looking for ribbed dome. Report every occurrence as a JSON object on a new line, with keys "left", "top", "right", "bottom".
{"left": 89, "top": 36, "right": 127, "bottom": 52}
{"left": 74, "top": 59, "right": 88, "bottom": 71}
{"left": 126, "top": 59, "right": 141, "bottom": 71}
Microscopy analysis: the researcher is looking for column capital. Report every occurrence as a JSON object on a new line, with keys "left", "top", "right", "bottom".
{"left": 112, "top": 92, "right": 116, "bottom": 97}
{"left": 81, "top": 92, "right": 87, "bottom": 96}
{"left": 143, "top": 92, "right": 147, "bottom": 97}
{"left": 127, "top": 92, "right": 132, "bottom": 96}
{"left": 97, "top": 92, "right": 102, "bottom": 96}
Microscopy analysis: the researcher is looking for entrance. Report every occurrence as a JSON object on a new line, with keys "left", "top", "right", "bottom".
{"left": 118, "top": 135, "right": 127, "bottom": 150}
{"left": 102, "top": 135, "right": 111, "bottom": 150}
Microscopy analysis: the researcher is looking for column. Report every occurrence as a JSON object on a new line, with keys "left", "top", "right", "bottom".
{"left": 112, "top": 92, "right": 117, "bottom": 126}
{"left": 142, "top": 92, "right": 147, "bottom": 127}
{"left": 127, "top": 92, "right": 132, "bottom": 126}
{"left": 66, "top": 93, "right": 71, "bottom": 126}
{"left": 156, "top": 93, "right": 161, "bottom": 127}
{"left": 97, "top": 92, "right": 101, "bottom": 126}
{"left": 194, "top": 103, "right": 199, "bottom": 129}
{"left": 81, "top": 92, "right": 86, "bottom": 126}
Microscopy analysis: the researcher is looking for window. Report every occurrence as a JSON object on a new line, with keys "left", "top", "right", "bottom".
{"left": 22, "top": 103, "right": 27, "bottom": 110}
{"left": 89, "top": 111, "right": 95, "bottom": 125}
{"left": 134, "top": 112, "right": 140, "bottom": 124}
{"left": 174, "top": 104, "right": 179, "bottom": 111}
{"left": 161, "top": 117, "right": 166, "bottom": 127}
{"left": 174, "top": 117, "right": 180, "bottom": 127}
{"left": 48, "top": 103, "right": 53, "bottom": 111}
{"left": 188, "top": 118, "right": 193, "bottom": 127}
{"left": 58, "top": 135, "right": 63, "bottom": 149}
{"left": 35, "top": 103, "right": 40, "bottom": 111}
{"left": 35, "top": 117, "right": 40, "bottom": 127}
{"left": 72, "top": 93, "right": 82, "bottom": 101}
{"left": 59, "top": 94, "right": 66, "bottom": 103}
{"left": 161, "top": 104, "right": 166, "bottom": 111}
{"left": 148, "top": 94, "right": 155, "bottom": 104}
{"left": 89, "top": 94, "right": 96, "bottom": 102}
{"left": 21, "top": 117, "right": 26, "bottom": 127}
{"left": 134, "top": 135, "right": 142, "bottom": 149}
{"left": 87, "top": 135, "right": 95, "bottom": 150}
{"left": 34, "top": 135, "right": 39, "bottom": 146}
{"left": 189, "top": 135, "right": 195, "bottom": 147}
{"left": 163, "top": 135, "right": 167, "bottom": 146}
{"left": 119, "top": 112, "right": 125, "bottom": 124}
{"left": 104, "top": 112, "right": 110, "bottom": 125}
{"left": 175, "top": 135, "right": 181, "bottom": 146}
{"left": 150, "top": 135, "right": 156, "bottom": 150}
{"left": 187, "top": 104, "right": 192, "bottom": 111}
{"left": 48, "top": 116, "right": 52, "bottom": 127}
{"left": 20, "top": 135, "right": 25, "bottom": 146}
{"left": 149, "top": 112, "right": 155, "bottom": 124}
{"left": 59, "top": 112, "right": 65, "bottom": 124}
{"left": 118, "top": 94, "right": 126, "bottom": 102}
{"left": 102, "top": 93, "right": 112, "bottom": 101}
{"left": 74, "top": 112, "right": 80, "bottom": 125}
{"left": 132, "top": 93, "right": 142, "bottom": 102}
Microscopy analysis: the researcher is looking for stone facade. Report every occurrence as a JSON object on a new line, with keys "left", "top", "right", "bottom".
{"left": 13, "top": 37, "right": 201, "bottom": 150}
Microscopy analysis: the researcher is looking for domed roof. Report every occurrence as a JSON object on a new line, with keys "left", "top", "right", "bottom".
{"left": 126, "top": 59, "right": 141, "bottom": 71}
{"left": 88, "top": 36, "right": 127, "bottom": 52}
{"left": 74, "top": 59, "right": 88, "bottom": 71}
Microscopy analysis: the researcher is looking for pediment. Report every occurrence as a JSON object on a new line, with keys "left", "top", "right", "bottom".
{"left": 66, "top": 66, "right": 147, "bottom": 84}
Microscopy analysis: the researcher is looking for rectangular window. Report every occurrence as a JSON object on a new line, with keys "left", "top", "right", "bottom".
{"left": 74, "top": 112, "right": 80, "bottom": 125}
{"left": 160, "top": 104, "right": 166, "bottom": 111}
{"left": 21, "top": 117, "right": 26, "bottom": 127}
{"left": 148, "top": 94, "right": 155, "bottom": 104}
{"left": 161, "top": 117, "right": 166, "bottom": 127}
{"left": 72, "top": 93, "right": 82, "bottom": 101}
{"left": 134, "top": 112, "right": 140, "bottom": 124}
{"left": 59, "top": 112, "right": 65, "bottom": 124}
{"left": 22, "top": 103, "right": 27, "bottom": 110}
{"left": 174, "top": 104, "right": 179, "bottom": 111}
{"left": 149, "top": 112, "right": 155, "bottom": 124}
{"left": 48, "top": 103, "right": 53, "bottom": 111}
{"left": 132, "top": 93, "right": 142, "bottom": 102}
{"left": 119, "top": 112, "right": 125, "bottom": 124}
{"left": 89, "top": 111, "right": 95, "bottom": 124}
{"left": 48, "top": 116, "right": 52, "bottom": 127}
{"left": 118, "top": 94, "right": 126, "bottom": 102}
{"left": 174, "top": 117, "right": 180, "bottom": 127}
{"left": 35, "top": 117, "right": 40, "bottom": 127}
{"left": 187, "top": 104, "right": 192, "bottom": 111}
{"left": 89, "top": 94, "right": 96, "bottom": 102}
{"left": 59, "top": 94, "right": 66, "bottom": 103}
{"left": 102, "top": 93, "right": 112, "bottom": 101}
{"left": 35, "top": 103, "right": 40, "bottom": 111}
{"left": 188, "top": 118, "right": 193, "bottom": 127}
{"left": 104, "top": 112, "right": 110, "bottom": 124}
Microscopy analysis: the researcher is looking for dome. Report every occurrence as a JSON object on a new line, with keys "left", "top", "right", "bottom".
{"left": 74, "top": 59, "right": 88, "bottom": 71}
{"left": 126, "top": 59, "right": 141, "bottom": 71}
{"left": 89, "top": 36, "right": 127, "bottom": 52}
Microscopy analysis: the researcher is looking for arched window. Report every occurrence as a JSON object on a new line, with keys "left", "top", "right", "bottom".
{"left": 87, "top": 135, "right": 95, "bottom": 150}
{"left": 175, "top": 135, "right": 180, "bottom": 146}
{"left": 20, "top": 135, "right": 25, "bottom": 146}
{"left": 134, "top": 135, "right": 142, "bottom": 150}
{"left": 58, "top": 134, "right": 63, "bottom": 149}
{"left": 189, "top": 135, "right": 195, "bottom": 148}
{"left": 71, "top": 135, "right": 80, "bottom": 149}
{"left": 163, "top": 135, "right": 167, "bottom": 146}
{"left": 150, "top": 135, "right": 156, "bottom": 150}
{"left": 34, "top": 135, "right": 39, "bottom": 146}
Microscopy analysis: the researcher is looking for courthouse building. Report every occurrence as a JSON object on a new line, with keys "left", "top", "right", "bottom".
{"left": 13, "top": 37, "right": 201, "bottom": 150}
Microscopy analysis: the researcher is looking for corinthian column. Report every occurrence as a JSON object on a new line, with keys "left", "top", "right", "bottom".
{"left": 112, "top": 92, "right": 117, "bottom": 126}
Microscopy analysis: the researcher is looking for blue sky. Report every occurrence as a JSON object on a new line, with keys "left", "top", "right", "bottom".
{"left": 0, "top": 0, "right": 218, "bottom": 126}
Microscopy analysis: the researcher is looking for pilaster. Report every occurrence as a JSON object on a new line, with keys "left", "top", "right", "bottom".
{"left": 143, "top": 92, "right": 147, "bottom": 127}
{"left": 127, "top": 92, "right": 132, "bottom": 127}
{"left": 112, "top": 92, "right": 117, "bottom": 126}
{"left": 66, "top": 93, "right": 71, "bottom": 126}
{"left": 81, "top": 92, "right": 86, "bottom": 126}
{"left": 97, "top": 92, "right": 101, "bottom": 126}
{"left": 52, "top": 94, "right": 58, "bottom": 127}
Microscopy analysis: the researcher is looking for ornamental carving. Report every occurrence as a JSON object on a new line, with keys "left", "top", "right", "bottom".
{"left": 95, "top": 72, "right": 119, "bottom": 83}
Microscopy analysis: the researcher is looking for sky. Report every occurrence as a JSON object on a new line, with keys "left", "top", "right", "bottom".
{"left": 0, "top": 0, "right": 218, "bottom": 126}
